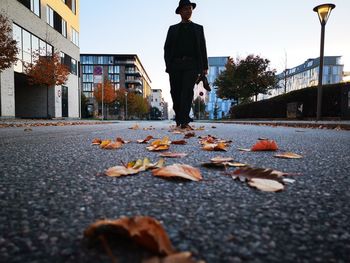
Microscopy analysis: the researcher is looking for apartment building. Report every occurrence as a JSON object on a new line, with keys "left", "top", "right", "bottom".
{"left": 0, "top": 0, "right": 80, "bottom": 118}
{"left": 205, "top": 56, "right": 234, "bottom": 119}
{"left": 261, "top": 56, "right": 344, "bottom": 100}
{"left": 150, "top": 89, "right": 168, "bottom": 119}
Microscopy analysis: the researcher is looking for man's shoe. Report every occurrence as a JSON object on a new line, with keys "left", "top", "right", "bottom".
{"left": 195, "top": 74, "right": 211, "bottom": 92}
{"left": 180, "top": 124, "right": 194, "bottom": 130}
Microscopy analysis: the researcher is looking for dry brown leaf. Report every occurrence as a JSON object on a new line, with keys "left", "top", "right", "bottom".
{"left": 116, "top": 137, "right": 130, "bottom": 144}
{"left": 232, "top": 167, "right": 289, "bottom": 183}
{"left": 143, "top": 126, "right": 155, "bottom": 130}
{"left": 143, "top": 252, "right": 204, "bottom": 263}
{"left": 251, "top": 140, "right": 278, "bottom": 151}
{"left": 102, "top": 141, "right": 123, "bottom": 150}
{"left": 104, "top": 165, "right": 140, "bottom": 177}
{"left": 171, "top": 140, "right": 187, "bottom": 145}
{"left": 137, "top": 135, "right": 154, "bottom": 144}
{"left": 227, "top": 162, "right": 247, "bottom": 167}
{"left": 194, "top": 126, "right": 205, "bottom": 131}
{"left": 159, "top": 152, "right": 188, "bottom": 158}
{"left": 84, "top": 216, "right": 176, "bottom": 256}
{"left": 202, "top": 142, "right": 227, "bottom": 151}
{"left": 147, "top": 137, "right": 171, "bottom": 151}
{"left": 274, "top": 152, "right": 303, "bottom": 159}
{"left": 184, "top": 132, "right": 196, "bottom": 139}
{"left": 152, "top": 164, "right": 202, "bottom": 181}
{"left": 237, "top": 148, "right": 251, "bottom": 152}
{"left": 248, "top": 178, "right": 284, "bottom": 192}
{"left": 92, "top": 138, "right": 102, "bottom": 145}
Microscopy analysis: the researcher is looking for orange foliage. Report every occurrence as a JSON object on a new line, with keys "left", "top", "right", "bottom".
{"left": 93, "top": 80, "right": 117, "bottom": 104}
{"left": 25, "top": 52, "right": 69, "bottom": 87}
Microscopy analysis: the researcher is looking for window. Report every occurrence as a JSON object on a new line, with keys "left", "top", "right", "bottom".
{"left": 62, "top": 19, "right": 67, "bottom": 37}
{"left": 65, "top": 0, "right": 76, "bottom": 14}
{"left": 46, "top": 6, "right": 54, "bottom": 27}
{"left": 83, "top": 74, "right": 93, "bottom": 82}
{"left": 18, "top": 0, "right": 40, "bottom": 17}
{"left": 22, "top": 29, "right": 31, "bottom": 63}
{"left": 71, "top": 58, "right": 77, "bottom": 75}
{"left": 82, "top": 66, "right": 93, "bottom": 74}
{"left": 71, "top": 28, "right": 79, "bottom": 46}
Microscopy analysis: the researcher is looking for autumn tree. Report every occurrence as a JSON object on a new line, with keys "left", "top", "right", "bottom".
{"left": 215, "top": 55, "right": 277, "bottom": 103}
{"left": 25, "top": 51, "right": 69, "bottom": 118}
{"left": 127, "top": 92, "right": 149, "bottom": 119}
{"left": 0, "top": 13, "right": 18, "bottom": 72}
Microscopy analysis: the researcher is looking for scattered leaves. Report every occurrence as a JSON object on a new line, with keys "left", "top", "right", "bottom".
{"left": 184, "top": 132, "right": 196, "bottom": 139}
{"left": 274, "top": 152, "right": 303, "bottom": 159}
{"left": 202, "top": 142, "right": 227, "bottom": 151}
{"left": 129, "top": 124, "right": 140, "bottom": 130}
{"left": 202, "top": 156, "right": 247, "bottom": 168}
{"left": 251, "top": 140, "right": 278, "bottom": 151}
{"left": 152, "top": 164, "right": 202, "bottom": 181}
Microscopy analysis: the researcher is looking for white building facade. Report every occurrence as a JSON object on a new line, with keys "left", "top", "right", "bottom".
{"left": 0, "top": 0, "right": 80, "bottom": 118}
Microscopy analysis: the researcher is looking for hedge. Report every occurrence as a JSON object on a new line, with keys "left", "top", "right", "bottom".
{"left": 230, "top": 83, "right": 350, "bottom": 119}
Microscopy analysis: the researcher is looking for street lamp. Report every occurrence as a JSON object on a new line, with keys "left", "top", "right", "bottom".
{"left": 313, "top": 3, "right": 335, "bottom": 121}
{"left": 124, "top": 91, "right": 128, "bottom": 120}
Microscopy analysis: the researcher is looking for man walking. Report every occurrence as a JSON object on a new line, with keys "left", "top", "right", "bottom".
{"left": 164, "top": 0, "right": 208, "bottom": 129}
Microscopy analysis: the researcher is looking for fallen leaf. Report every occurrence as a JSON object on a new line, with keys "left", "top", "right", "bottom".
{"left": 211, "top": 126, "right": 217, "bottom": 129}
{"left": 274, "top": 152, "right": 303, "bottom": 159}
{"left": 24, "top": 128, "right": 32, "bottom": 132}
{"left": 152, "top": 164, "right": 202, "bottom": 181}
{"left": 104, "top": 141, "right": 123, "bottom": 150}
{"left": 232, "top": 167, "right": 289, "bottom": 183}
{"left": 184, "top": 132, "right": 196, "bottom": 139}
{"left": 248, "top": 178, "right": 284, "bottom": 192}
{"left": 92, "top": 138, "right": 102, "bottom": 145}
{"left": 194, "top": 126, "right": 205, "bottom": 131}
{"left": 104, "top": 165, "right": 139, "bottom": 177}
{"left": 251, "top": 140, "right": 278, "bottom": 151}
{"left": 137, "top": 135, "right": 154, "bottom": 144}
{"left": 202, "top": 142, "right": 227, "bottom": 151}
{"left": 171, "top": 140, "right": 187, "bottom": 145}
{"left": 116, "top": 137, "right": 130, "bottom": 144}
{"left": 159, "top": 152, "right": 188, "bottom": 158}
{"left": 147, "top": 137, "right": 171, "bottom": 151}
{"left": 84, "top": 216, "right": 176, "bottom": 256}
{"left": 143, "top": 251, "right": 204, "bottom": 263}
{"left": 227, "top": 162, "right": 248, "bottom": 167}
{"left": 210, "top": 157, "right": 234, "bottom": 163}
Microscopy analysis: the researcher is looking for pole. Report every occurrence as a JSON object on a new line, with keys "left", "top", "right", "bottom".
{"left": 101, "top": 82, "right": 104, "bottom": 120}
{"left": 316, "top": 22, "right": 325, "bottom": 121}
{"left": 125, "top": 93, "right": 128, "bottom": 120}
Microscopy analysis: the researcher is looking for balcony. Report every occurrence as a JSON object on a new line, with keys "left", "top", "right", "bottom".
{"left": 125, "top": 70, "right": 141, "bottom": 77}
{"left": 125, "top": 78, "right": 142, "bottom": 85}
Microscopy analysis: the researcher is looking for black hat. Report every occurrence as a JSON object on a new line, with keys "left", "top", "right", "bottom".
{"left": 175, "top": 0, "right": 196, "bottom": 14}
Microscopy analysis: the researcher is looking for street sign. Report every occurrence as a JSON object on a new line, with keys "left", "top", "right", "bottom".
{"left": 93, "top": 66, "right": 103, "bottom": 75}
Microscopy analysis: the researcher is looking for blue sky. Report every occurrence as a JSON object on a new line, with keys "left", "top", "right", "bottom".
{"left": 80, "top": 0, "right": 350, "bottom": 105}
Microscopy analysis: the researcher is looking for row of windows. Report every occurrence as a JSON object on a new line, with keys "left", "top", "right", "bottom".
{"left": 82, "top": 83, "right": 120, "bottom": 93}
{"left": 18, "top": 0, "right": 40, "bottom": 17}
{"left": 82, "top": 66, "right": 120, "bottom": 74}
{"left": 82, "top": 74, "right": 120, "bottom": 82}
{"left": 81, "top": 56, "right": 114, "bottom": 65}
{"left": 13, "top": 23, "right": 53, "bottom": 73}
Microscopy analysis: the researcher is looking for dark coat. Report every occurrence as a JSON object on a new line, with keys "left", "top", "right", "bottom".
{"left": 164, "top": 22, "right": 208, "bottom": 74}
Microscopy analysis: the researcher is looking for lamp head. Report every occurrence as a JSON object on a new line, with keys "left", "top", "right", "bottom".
{"left": 313, "top": 3, "right": 335, "bottom": 25}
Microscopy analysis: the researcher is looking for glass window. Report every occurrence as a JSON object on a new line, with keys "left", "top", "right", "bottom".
{"left": 46, "top": 6, "right": 54, "bottom": 26}
{"left": 39, "top": 39, "right": 46, "bottom": 56}
{"left": 71, "top": 58, "right": 77, "bottom": 75}
{"left": 72, "top": 0, "right": 76, "bottom": 14}
{"left": 33, "top": 0, "right": 40, "bottom": 16}
{"left": 71, "top": 28, "right": 79, "bottom": 46}
{"left": 62, "top": 19, "right": 67, "bottom": 37}
{"left": 31, "top": 35, "right": 39, "bottom": 57}
{"left": 22, "top": 29, "right": 31, "bottom": 63}
{"left": 46, "top": 43, "right": 53, "bottom": 56}
{"left": 13, "top": 24, "right": 23, "bottom": 72}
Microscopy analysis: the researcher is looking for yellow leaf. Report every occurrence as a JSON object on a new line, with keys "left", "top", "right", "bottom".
{"left": 104, "top": 166, "right": 139, "bottom": 177}
{"left": 100, "top": 140, "right": 111, "bottom": 148}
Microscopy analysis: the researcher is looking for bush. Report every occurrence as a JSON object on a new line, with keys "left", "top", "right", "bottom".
{"left": 230, "top": 83, "right": 350, "bottom": 119}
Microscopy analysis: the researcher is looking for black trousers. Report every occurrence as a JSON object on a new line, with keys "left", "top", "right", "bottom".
{"left": 169, "top": 69, "right": 198, "bottom": 126}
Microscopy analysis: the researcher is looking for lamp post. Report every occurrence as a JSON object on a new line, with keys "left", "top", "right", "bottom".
{"left": 124, "top": 91, "right": 128, "bottom": 120}
{"left": 313, "top": 3, "right": 335, "bottom": 121}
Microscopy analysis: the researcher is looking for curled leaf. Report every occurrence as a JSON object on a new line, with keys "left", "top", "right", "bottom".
{"left": 102, "top": 141, "right": 123, "bottom": 150}
{"left": 171, "top": 140, "right": 187, "bottom": 145}
{"left": 137, "top": 135, "right": 154, "bottom": 144}
{"left": 152, "top": 164, "right": 202, "bottom": 181}
{"left": 210, "top": 157, "right": 234, "bottom": 163}
{"left": 232, "top": 167, "right": 288, "bottom": 183}
{"left": 104, "top": 165, "right": 139, "bottom": 177}
{"left": 84, "top": 216, "right": 176, "bottom": 256}
{"left": 129, "top": 124, "right": 140, "bottom": 130}
{"left": 184, "top": 132, "right": 196, "bottom": 139}
{"left": 251, "top": 140, "right": 278, "bottom": 151}
{"left": 92, "top": 138, "right": 102, "bottom": 145}
{"left": 147, "top": 137, "right": 171, "bottom": 151}
{"left": 202, "top": 142, "right": 227, "bottom": 151}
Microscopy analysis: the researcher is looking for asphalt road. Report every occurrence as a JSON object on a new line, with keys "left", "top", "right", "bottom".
{"left": 1, "top": 121, "right": 349, "bottom": 263}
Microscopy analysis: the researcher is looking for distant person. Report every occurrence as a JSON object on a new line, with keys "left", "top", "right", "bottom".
{"left": 164, "top": 0, "right": 208, "bottom": 129}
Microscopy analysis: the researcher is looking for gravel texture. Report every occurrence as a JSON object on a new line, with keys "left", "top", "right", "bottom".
{"left": 0, "top": 121, "right": 349, "bottom": 263}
